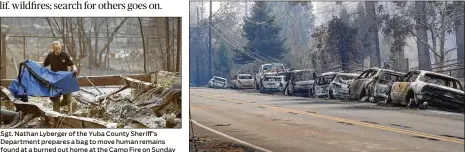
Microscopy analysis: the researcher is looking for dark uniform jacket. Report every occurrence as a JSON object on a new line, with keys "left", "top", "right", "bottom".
{"left": 43, "top": 52, "right": 74, "bottom": 72}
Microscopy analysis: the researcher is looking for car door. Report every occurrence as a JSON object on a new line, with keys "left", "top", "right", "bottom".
{"left": 350, "top": 70, "right": 372, "bottom": 98}
{"left": 390, "top": 72, "right": 411, "bottom": 102}
{"left": 399, "top": 72, "right": 419, "bottom": 104}
{"left": 391, "top": 72, "right": 418, "bottom": 103}
{"left": 212, "top": 77, "right": 218, "bottom": 87}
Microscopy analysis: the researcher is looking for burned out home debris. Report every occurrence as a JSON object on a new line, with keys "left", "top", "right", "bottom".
{"left": 0, "top": 71, "right": 181, "bottom": 128}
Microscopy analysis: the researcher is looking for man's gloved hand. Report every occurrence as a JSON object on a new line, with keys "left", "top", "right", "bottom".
{"left": 71, "top": 69, "right": 78, "bottom": 77}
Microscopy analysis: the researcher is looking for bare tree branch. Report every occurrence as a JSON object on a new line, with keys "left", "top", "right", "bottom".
{"left": 44, "top": 18, "right": 56, "bottom": 37}
{"left": 410, "top": 31, "right": 440, "bottom": 57}
{"left": 445, "top": 47, "right": 457, "bottom": 55}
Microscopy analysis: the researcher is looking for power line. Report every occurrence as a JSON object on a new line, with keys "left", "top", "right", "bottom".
{"left": 212, "top": 23, "right": 284, "bottom": 64}
{"left": 208, "top": 23, "right": 265, "bottom": 62}
{"left": 213, "top": 23, "right": 283, "bottom": 63}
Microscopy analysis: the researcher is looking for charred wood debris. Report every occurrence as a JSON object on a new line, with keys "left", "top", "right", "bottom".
{"left": 0, "top": 71, "right": 181, "bottom": 128}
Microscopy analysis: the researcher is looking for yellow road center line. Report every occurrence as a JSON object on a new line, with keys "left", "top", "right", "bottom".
{"left": 193, "top": 93, "right": 464, "bottom": 144}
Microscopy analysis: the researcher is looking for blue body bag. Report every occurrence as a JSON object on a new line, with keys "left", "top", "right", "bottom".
{"left": 8, "top": 59, "right": 80, "bottom": 102}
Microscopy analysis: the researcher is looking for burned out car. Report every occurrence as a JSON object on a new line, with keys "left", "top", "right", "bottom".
{"left": 255, "top": 63, "right": 286, "bottom": 90}
{"left": 348, "top": 68, "right": 404, "bottom": 102}
{"left": 389, "top": 70, "right": 464, "bottom": 112}
{"left": 314, "top": 72, "right": 337, "bottom": 98}
{"left": 328, "top": 73, "right": 359, "bottom": 99}
{"left": 208, "top": 76, "right": 228, "bottom": 89}
{"left": 282, "top": 69, "right": 317, "bottom": 96}
{"left": 259, "top": 75, "right": 284, "bottom": 93}
{"left": 231, "top": 74, "right": 255, "bottom": 89}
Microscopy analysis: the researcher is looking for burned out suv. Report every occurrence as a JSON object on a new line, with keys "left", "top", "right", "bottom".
{"left": 349, "top": 68, "right": 404, "bottom": 102}
{"left": 389, "top": 70, "right": 464, "bottom": 112}
{"left": 282, "top": 69, "right": 317, "bottom": 96}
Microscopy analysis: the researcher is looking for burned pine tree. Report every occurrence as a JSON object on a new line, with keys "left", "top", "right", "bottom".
{"left": 234, "top": 2, "right": 286, "bottom": 64}
{"left": 326, "top": 17, "right": 359, "bottom": 72}
{"left": 381, "top": 14, "right": 411, "bottom": 72}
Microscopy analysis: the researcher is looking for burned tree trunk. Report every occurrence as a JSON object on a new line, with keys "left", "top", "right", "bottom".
{"left": 365, "top": 1, "right": 381, "bottom": 68}
{"left": 414, "top": 1, "right": 432, "bottom": 71}
{"left": 176, "top": 18, "right": 181, "bottom": 72}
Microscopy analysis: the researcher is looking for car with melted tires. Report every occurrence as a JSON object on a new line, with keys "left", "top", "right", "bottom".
{"left": 259, "top": 75, "right": 284, "bottom": 93}
{"left": 282, "top": 69, "right": 317, "bottom": 96}
{"left": 389, "top": 70, "right": 464, "bottom": 112}
{"left": 348, "top": 68, "right": 404, "bottom": 102}
{"left": 208, "top": 76, "right": 228, "bottom": 89}
{"left": 231, "top": 74, "right": 255, "bottom": 89}
{"left": 328, "top": 73, "right": 359, "bottom": 99}
{"left": 314, "top": 72, "right": 337, "bottom": 98}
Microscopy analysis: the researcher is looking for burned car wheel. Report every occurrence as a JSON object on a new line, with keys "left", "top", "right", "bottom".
{"left": 308, "top": 89, "right": 314, "bottom": 98}
{"left": 284, "top": 86, "right": 290, "bottom": 96}
{"left": 328, "top": 88, "right": 335, "bottom": 99}
{"left": 407, "top": 95, "right": 419, "bottom": 109}
{"left": 259, "top": 84, "right": 266, "bottom": 93}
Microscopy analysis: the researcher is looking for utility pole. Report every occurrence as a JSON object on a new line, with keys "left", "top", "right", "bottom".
{"left": 365, "top": 1, "right": 381, "bottom": 68}
{"left": 208, "top": 1, "right": 212, "bottom": 79}
{"left": 196, "top": 8, "right": 200, "bottom": 86}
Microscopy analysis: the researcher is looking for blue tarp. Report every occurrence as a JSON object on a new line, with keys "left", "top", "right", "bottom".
{"left": 8, "top": 59, "right": 80, "bottom": 99}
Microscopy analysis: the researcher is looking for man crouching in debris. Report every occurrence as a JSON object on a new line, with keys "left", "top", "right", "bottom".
{"left": 43, "top": 41, "right": 78, "bottom": 112}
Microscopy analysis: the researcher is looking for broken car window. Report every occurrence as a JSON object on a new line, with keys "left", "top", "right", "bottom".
{"left": 380, "top": 72, "right": 402, "bottom": 83}
{"left": 407, "top": 73, "right": 419, "bottom": 82}
{"left": 295, "top": 72, "right": 314, "bottom": 81}
{"left": 263, "top": 65, "right": 271, "bottom": 71}
{"left": 214, "top": 77, "right": 227, "bottom": 82}
{"left": 358, "top": 70, "right": 370, "bottom": 79}
{"left": 338, "top": 75, "right": 356, "bottom": 84}
{"left": 239, "top": 75, "right": 253, "bottom": 79}
{"left": 367, "top": 70, "right": 377, "bottom": 78}
{"left": 263, "top": 64, "right": 284, "bottom": 71}
{"left": 421, "top": 74, "right": 463, "bottom": 90}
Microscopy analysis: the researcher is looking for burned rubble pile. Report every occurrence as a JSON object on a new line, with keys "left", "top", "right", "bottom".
{"left": 0, "top": 71, "right": 182, "bottom": 128}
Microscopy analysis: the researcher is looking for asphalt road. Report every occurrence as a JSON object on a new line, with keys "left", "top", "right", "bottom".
{"left": 190, "top": 88, "right": 465, "bottom": 152}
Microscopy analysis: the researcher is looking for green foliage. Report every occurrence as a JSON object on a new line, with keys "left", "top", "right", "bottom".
{"left": 214, "top": 40, "right": 232, "bottom": 79}
{"left": 382, "top": 15, "right": 411, "bottom": 71}
{"left": 326, "top": 17, "right": 360, "bottom": 72}
{"left": 234, "top": 2, "right": 286, "bottom": 64}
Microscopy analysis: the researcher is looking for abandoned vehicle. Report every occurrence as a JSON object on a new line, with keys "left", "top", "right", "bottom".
{"left": 348, "top": 68, "right": 405, "bottom": 102}
{"left": 282, "top": 69, "right": 317, "bottom": 96}
{"left": 259, "top": 75, "right": 284, "bottom": 93}
{"left": 208, "top": 76, "right": 229, "bottom": 89}
{"left": 388, "top": 70, "right": 464, "bottom": 112}
{"left": 254, "top": 63, "right": 286, "bottom": 90}
{"left": 327, "top": 73, "right": 359, "bottom": 99}
{"left": 314, "top": 72, "right": 337, "bottom": 98}
{"left": 231, "top": 74, "right": 255, "bottom": 89}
